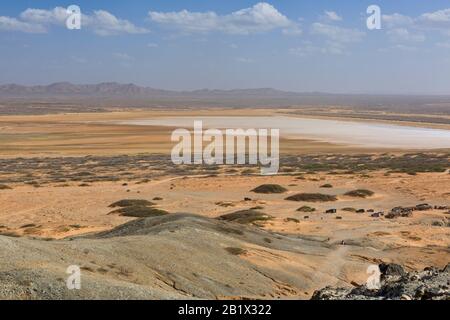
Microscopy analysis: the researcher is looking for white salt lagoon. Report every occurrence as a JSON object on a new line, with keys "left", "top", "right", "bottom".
{"left": 119, "top": 116, "right": 450, "bottom": 149}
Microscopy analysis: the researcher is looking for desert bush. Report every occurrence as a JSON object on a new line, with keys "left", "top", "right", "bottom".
{"left": 109, "top": 206, "right": 169, "bottom": 218}
{"left": 297, "top": 206, "right": 316, "bottom": 212}
{"left": 344, "top": 189, "right": 374, "bottom": 198}
{"left": 286, "top": 193, "right": 337, "bottom": 202}
{"left": 225, "top": 247, "right": 247, "bottom": 255}
{"left": 218, "top": 210, "right": 272, "bottom": 224}
{"left": 109, "top": 199, "right": 155, "bottom": 208}
{"left": 251, "top": 184, "right": 288, "bottom": 194}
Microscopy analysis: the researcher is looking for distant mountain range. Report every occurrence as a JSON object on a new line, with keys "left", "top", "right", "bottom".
{"left": 0, "top": 82, "right": 309, "bottom": 98}
{"left": 1, "top": 82, "right": 450, "bottom": 112}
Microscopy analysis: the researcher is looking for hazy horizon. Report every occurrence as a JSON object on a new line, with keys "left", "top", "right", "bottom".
{"left": 4, "top": 81, "right": 450, "bottom": 97}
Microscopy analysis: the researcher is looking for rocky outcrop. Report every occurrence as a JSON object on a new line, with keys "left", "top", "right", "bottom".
{"left": 311, "top": 263, "right": 450, "bottom": 300}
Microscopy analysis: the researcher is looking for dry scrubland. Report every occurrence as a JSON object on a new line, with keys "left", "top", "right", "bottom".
{"left": 0, "top": 151, "right": 449, "bottom": 299}
{"left": 0, "top": 108, "right": 449, "bottom": 300}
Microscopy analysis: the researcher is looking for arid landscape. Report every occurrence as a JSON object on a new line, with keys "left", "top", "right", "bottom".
{"left": 0, "top": 99, "right": 448, "bottom": 300}
{"left": 2, "top": 1, "right": 450, "bottom": 303}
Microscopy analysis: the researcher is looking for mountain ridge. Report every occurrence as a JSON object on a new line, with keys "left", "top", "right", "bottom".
{"left": 0, "top": 82, "right": 314, "bottom": 97}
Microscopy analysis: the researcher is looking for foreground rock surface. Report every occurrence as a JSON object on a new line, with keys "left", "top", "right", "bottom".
{"left": 312, "top": 263, "right": 450, "bottom": 300}
{"left": 0, "top": 213, "right": 333, "bottom": 299}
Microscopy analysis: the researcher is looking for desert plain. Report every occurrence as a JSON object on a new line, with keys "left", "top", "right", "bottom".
{"left": 0, "top": 106, "right": 449, "bottom": 299}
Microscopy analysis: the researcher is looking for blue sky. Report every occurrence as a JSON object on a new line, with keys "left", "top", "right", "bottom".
{"left": 1, "top": 1, "right": 450, "bottom": 94}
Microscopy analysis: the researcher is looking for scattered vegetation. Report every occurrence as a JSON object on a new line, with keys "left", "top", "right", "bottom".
{"left": 320, "top": 184, "right": 333, "bottom": 188}
{"left": 0, "top": 153, "right": 448, "bottom": 187}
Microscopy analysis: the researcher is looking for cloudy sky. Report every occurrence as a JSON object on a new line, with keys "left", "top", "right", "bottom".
{"left": 1, "top": 0, "right": 450, "bottom": 94}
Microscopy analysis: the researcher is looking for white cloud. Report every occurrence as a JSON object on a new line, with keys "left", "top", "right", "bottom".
{"left": 308, "top": 21, "right": 364, "bottom": 56}
{"left": 20, "top": 7, "right": 68, "bottom": 25}
{"left": 235, "top": 57, "right": 255, "bottom": 63}
{"left": 0, "top": 16, "right": 46, "bottom": 33}
{"left": 322, "top": 11, "right": 342, "bottom": 22}
{"left": 147, "top": 42, "right": 159, "bottom": 48}
{"left": 113, "top": 52, "right": 134, "bottom": 60}
{"left": 282, "top": 25, "right": 303, "bottom": 35}
{"left": 70, "top": 55, "right": 87, "bottom": 63}
{"left": 311, "top": 22, "right": 365, "bottom": 43}
{"left": 382, "top": 13, "right": 414, "bottom": 28}
{"left": 0, "top": 7, "right": 149, "bottom": 36}
{"left": 387, "top": 28, "right": 425, "bottom": 42}
{"left": 148, "top": 2, "right": 301, "bottom": 35}
{"left": 436, "top": 41, "right": 450, "bottom": 48}
{"left": 380, "top": 44, "right": 418, "bottom": 52}
{"left": 420, "top": 8, "right": 450, "bottom": 24}
{"left": 383, "top": 9, "right": 450, "bottom": 36}
{"left": 289, "top": 40, "right": 345, "bottom": 56}
{"left": 87, "top": 10, "right": 149, "bottom": 36}
{"left": 290, "top": 44, "right": 343, "bottom": 56}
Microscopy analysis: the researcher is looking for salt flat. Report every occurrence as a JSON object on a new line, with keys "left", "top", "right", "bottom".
{"left": 121, "top": 116, "right": 450, "bottom": 149}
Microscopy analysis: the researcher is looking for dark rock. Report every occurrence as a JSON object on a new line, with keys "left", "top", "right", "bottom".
{"left": 431, "top": 220, "right": 444, "bottom": 227}
{"left": 356, "top": 209, "right": 365, "bottom": 213}
{"left": 325, "top": 209, "right": 337, "bottom": 214}
{"left": 416, "top": 203, "right": 432, "bottom": 211}
{"left": 385, "top": 206, "right": 413, "bottom": 219}
{"left": 379, "top": 263, "right": 405, "bottom": 278}
{"left": 311, "top": 264, "right": 449, "bottom": 300}
{"left": 371, "top": 212, "right": 382, "bottom": 218}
